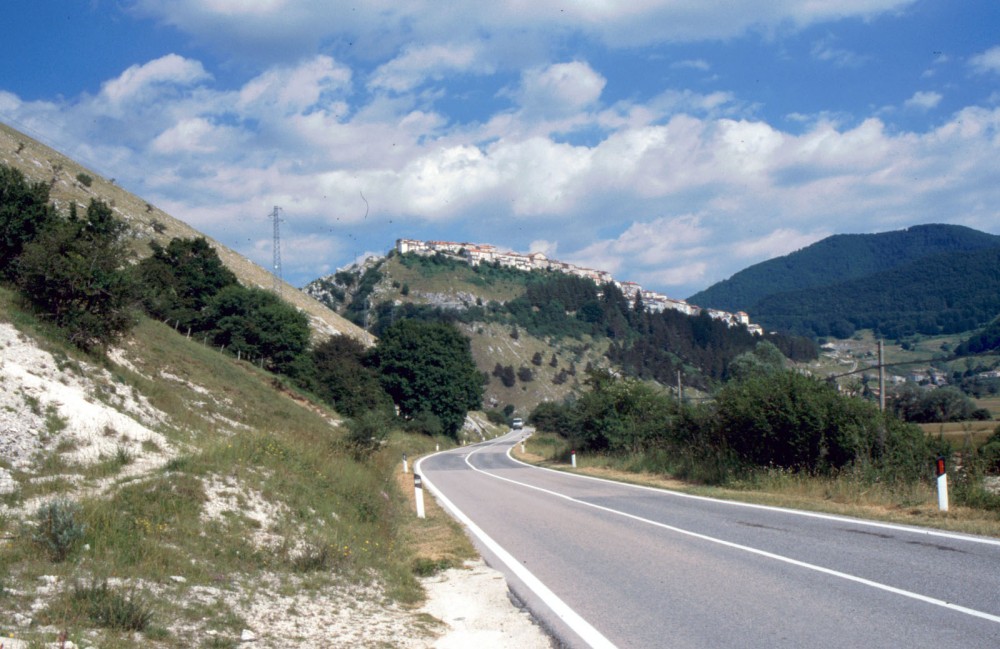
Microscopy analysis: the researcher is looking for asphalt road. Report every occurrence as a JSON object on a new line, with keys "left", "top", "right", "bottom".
{"left": 416, "top": 431, "right": 1000, "bottom": 649}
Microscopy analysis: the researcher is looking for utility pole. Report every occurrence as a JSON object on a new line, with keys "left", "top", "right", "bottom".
{"left": 677, "top": 370, "right": 683, "bottom": 408}
{"left": 270, "top": 206, "right": 283, "bottom": 295}
{"left": 878, "top": 339, "right": 885, "bottom": 413}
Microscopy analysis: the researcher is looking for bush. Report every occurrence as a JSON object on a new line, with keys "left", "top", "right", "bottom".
{"left": 403, "top": 410, "right": 444, "bottom": 437}
{"left": 72, "top": 579, "right": 153, "bottom": 631}
{"left": 30, "top": 499, "right": 85, "bottom": 562}
{"left": 15, "top": 200, "right": 138, "bottom": 350}
{"left": 344, "top": 410, "right": 391, "bottom": 459}
{"left": 484, "top": 409, "right": 508, "bottom": 426}
{"left": 492, "top": 363, "right": 515, "bottom": 388}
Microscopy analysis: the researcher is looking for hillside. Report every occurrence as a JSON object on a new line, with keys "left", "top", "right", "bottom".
{"left": 751, "top": 247, "right": 1000, "bottom": 338}
{"left": 0, "top": 123, "right": 551, "bottom": 647}
{"left": 305, "top": 251, "right": 818, "bottom": 415}
{"left": 688, "top": 224, "right": 1000, "bottom": 313}
{"left": 306, "top": 253, "right": 617, "bottom": 416}
{"left": 0, "top": 286, "right": 552, "bottom": 647}
{"left": 0, "top": 121, "right": 372, "bottom": 346}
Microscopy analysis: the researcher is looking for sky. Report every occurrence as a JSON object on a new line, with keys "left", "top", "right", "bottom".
{"left": 1, "top": 1, "right": 998, "bottom": 300}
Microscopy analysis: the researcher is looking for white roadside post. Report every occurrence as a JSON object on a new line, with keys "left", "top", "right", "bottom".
{"left": 521, "top": 437, "right": 526, "bottom": 454}
{"left": 402, "top": 453, "right": 408, "bottom": 474}
{"left": 414, "top": 473, "right": 426, "bottom": 518}
{"left": 936, "top": 456, "right": 949, "bottom": 512}
{"left": 571, "top": 449, "right": 577, "bottom": 468}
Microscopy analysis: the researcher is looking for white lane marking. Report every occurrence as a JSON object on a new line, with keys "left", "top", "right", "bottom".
{"left": 458, "top": 440, "right": 1000, "bottom": 626}
{"left": 504, "top": 441, "right": 1000, "bottom": 548}
{"left": 415, "top": 452, "right": 618, "bottom": 649}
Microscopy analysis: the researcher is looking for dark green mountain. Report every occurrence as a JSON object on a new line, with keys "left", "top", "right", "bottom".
{"left": 753, "top": 246, "right": 1000, "bottom": 338}
{"left": 688, "top": 224, "right": 1000, "bottom": 313}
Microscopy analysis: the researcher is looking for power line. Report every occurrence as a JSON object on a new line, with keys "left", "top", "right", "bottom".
{"left": 824, "top": 348, "right": 1000, "bottom": 382}
{"left": 270, "top": 206, "right": 283, "bottom": 294}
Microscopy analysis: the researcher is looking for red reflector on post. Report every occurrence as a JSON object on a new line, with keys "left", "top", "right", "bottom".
{"left": 936, "top": 457, "right": 946, "bottom": 477}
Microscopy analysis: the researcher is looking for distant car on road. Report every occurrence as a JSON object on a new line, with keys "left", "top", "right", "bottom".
{"left": 511, "top": 417, "right": 523, "bottom": 429}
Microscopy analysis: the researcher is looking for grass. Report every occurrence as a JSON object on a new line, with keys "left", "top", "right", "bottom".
{"left": 389, "top": 440, "right": 478, "bottom": 588}
{"left": 0, "top": 300, "right": 473, "bottom": 646}
{"left": 516, "top": 431, "right": 1000, "bottom": 539}
{"left": 918, "top": 421, "right": 997, "bottom": 447}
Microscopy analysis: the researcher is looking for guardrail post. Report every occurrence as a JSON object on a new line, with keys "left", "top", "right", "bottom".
{"left": 414, "top": 473, "right": 426, "bottom": 518}
{"left": 936, "top": 456, "right": 949, "bottom": 512}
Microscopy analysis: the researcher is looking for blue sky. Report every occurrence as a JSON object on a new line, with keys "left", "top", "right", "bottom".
{"left": 1, "top": 1, "right": 998, "bottom": 300}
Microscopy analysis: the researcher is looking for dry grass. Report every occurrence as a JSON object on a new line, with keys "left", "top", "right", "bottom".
{"left": 394, "top": 463, "right": 478, "bottom": 584}
{"left": 0, "top": 121, "right": 372, "bottom": 346}
{"left": 918, "top": 421, "right": 998, "bottom": 446}
{"left": 513, "top": 438, "right": 1000, "bottom": 539}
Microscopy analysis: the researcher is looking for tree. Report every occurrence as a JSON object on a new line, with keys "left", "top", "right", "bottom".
{"left": 307, "top": 335, "right": 393, "bottom": 418}
{"left": 372, "top": 320, "right": 483, "bottom": 439}
{"left": 492, "top": 363, "right": 516, "bottom": 388}
{"left": 15, "top": 200, "right": 137, "bottom": 350}
{"left": 136, "top": 236, "right": 237, "bottom": 327}
{"left": 0, "top": 164, "right": 57, "bottom": 280}
{"left": 727, "top": 340, "right": 786, "bottom": 382}
{"left": 568, "top": 369, "right": 674, "bottom": 453}
{"left": 890, "top": 384, "right": 977, "bottom": 423}
{"left": 199, "top": 285, "right": 310, "bottom": 375}
{"left": 713, "top": 369, "right": 929, "bottom": 475}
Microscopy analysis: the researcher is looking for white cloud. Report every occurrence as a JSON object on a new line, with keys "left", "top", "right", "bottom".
{"left": 369, "top": 43, "right": 488, "bottom": 93}
{"left": 515, "top": 61, "right": 607, "bottom": 119}
{"left": 730, "top": 228, "right": 827, "bottom": 261}
{"left": 671, "top": 59, "right": 711, "bottom": 71}
{"left": 202, "top": 0, "right": 289, "bottom": 16}
{"left": 904, "top": 91, "right": 942, "bottom": 111}
{"left": 150, "top": 117, "right": 220, "bottom": 153}
{"left": 969, "top": 46, "right": 1000, "bottom": 75}
{"left": 811, "top": 36, "right": 868, "bottom": 68}
{"left": 5, "top": 10, "right": 999, "bottom": 298}
{"left": 529, "top": 240, "right": 559, "bottom": 257}
{"left": 237, "top": 55, "right": 351, "bottom": 116}
{"left": 100, "top": 54, "right": 210, "bottom": 105}
{"left": 134, "top": 0, "right": 919, "bottom": 63}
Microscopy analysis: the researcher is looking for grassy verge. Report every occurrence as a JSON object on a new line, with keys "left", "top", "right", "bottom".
{"left": 0, "top": 301, "right": 475, "bottom": 646}
{"left": 515, "top": 432, "right": 1000, "bottom": 539}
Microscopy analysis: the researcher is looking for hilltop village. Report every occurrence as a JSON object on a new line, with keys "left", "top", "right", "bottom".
{"left": 396, "top": 238, "right": 764, "bottom": 335}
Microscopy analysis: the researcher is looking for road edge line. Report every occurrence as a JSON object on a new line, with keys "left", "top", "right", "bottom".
{"left": 416, "top": 450, "right": 618, "bottom": 649}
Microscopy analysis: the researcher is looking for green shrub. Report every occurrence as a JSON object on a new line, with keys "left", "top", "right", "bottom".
{"left": 75, "top": 173, "right": 93, "bottom": 187}
{"left": 483, "top": 409, "right": 508, "bottom": 426}
{"left": 31, "top": 498, "right": 85, "bottom": 562}
{"left": 72, "top": 579, "right": 153, "bottom": 631}
{"left": 344, "top": 410, "right": 392, "bottom": 459}
{"left": 403, "top": 410, "right": 444, "bottom": 437}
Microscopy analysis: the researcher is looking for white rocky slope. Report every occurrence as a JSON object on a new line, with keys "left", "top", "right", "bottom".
{"left": 0, "top": 322, "right": 551, "bottom": 648}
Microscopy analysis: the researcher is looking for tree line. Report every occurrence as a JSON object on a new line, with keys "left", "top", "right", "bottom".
{"left": 531, "top": 342, "right": 939, "bottom": 485}
{"left": 0, "top": 164, "right": 483, "bottom": 444}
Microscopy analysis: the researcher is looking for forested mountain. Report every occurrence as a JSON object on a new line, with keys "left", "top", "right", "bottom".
{"left": 751, "top": 247, "right": 1000, "bottom": 339}
{"left": 957, "top": 316, "right": 1000, "bottom": 356}
{"left": 688, "top": 224, "right": 1000, "bottom": 313}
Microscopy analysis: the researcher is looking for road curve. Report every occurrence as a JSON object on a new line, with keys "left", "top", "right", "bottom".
{"left": 416, "top": 431, "right": 1000, "bottom": 649}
